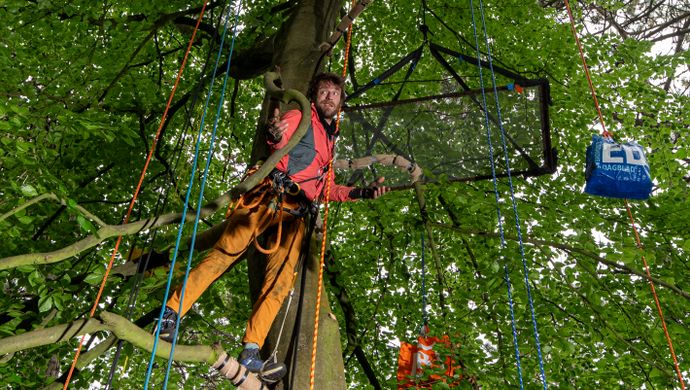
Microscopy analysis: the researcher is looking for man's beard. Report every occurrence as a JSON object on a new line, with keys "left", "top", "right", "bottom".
{"left": 316, "top": 102, "right": 338, "bottom": 119}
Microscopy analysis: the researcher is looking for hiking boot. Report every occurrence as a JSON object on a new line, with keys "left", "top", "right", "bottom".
{"left": 155, "top": 306, "right": 178, "bottom": 342}
{"left": 238, "top": 348, "right": 287, "bottom": 383}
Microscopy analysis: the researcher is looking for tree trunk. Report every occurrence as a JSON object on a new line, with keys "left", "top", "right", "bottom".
{"left": 247, "top": 1, "right": 346, "bottom": 389}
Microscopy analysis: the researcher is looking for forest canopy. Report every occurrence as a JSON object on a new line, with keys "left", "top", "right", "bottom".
{"left": 0, "top": 0, "right": 689, "bottom": 388}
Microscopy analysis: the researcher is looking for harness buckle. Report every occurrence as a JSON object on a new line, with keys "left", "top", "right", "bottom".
{"left": 286, "top": 181, "right": 301, "bottom": 196}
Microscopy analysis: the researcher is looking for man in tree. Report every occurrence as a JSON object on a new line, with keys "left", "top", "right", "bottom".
{"left": 156, "top": 72, "right": 389, "bottom": 382}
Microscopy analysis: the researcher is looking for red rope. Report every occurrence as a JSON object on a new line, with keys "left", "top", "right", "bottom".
{"left": 62, "top": 2, "right": 208, "bottom": 388}
{"left": 309, "top": 3, "right": 355, "bottom": 388}
{"left": 564, "top": 1, "right": 685, "bottom": 387}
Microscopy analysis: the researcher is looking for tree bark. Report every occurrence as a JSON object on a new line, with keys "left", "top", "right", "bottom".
{"left": 247, "top": 1, "right": 347, "bottom": 389}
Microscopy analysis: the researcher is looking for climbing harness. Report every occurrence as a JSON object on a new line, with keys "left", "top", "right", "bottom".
{"left": 224, "top": 166, "right": 317, "bottom": 256}
{"left": 563, "top": 0, "right": 685, "bottom": 387}
{"left": 62, "top": 2, "right": 210, "bottom": 389}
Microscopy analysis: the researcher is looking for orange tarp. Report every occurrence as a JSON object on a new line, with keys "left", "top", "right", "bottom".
{"left": 397, "top": 332, "right": 461, "bottom": 389}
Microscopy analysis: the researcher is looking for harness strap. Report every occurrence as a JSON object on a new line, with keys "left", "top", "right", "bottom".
{"left": 253, "top": 196, "right": 285, "bottom": 255}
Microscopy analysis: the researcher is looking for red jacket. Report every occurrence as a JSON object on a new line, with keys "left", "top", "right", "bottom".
{"left": 269, "top": 105, "right": 355, "bottom": 202}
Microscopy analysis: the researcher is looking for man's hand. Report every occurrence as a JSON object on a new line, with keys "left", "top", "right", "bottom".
{"left": 349, "top": 177, "right": 390, "bottom": 199}
{"left": 368, "top": 177, "right": 390, "bottom": 199}
{"left": 267, "top": 107, "right": 289, "bottom": 142}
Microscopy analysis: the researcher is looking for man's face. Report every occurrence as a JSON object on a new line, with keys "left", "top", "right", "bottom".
{"left": 314, "top": 81, "right": 342, "bottom": 119}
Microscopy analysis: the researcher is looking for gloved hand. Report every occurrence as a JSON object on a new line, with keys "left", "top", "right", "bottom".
{"left": 349, "top": 177, "right": 389, "bottom": 199}
{"left": 267, "top": 107, "right": 288, "bottom": 142}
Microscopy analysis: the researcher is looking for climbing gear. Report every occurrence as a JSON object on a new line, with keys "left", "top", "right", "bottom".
{"left": 397, "top": 234, "right": 462, "bottom": 388}
{"left": 396, "top": 325, "right": 461, "bottom": 389}
{"left": 154, "top": 306, "right": 179, "bottom": 342}
{"left": 213, "top": 352, "right": 267, "bottom": 389}
{"left": 268, "top": 169, "right": 305, "bottom": 199}
{"left": 238, "top": 348, "right": 287, "bottom": 384}
{"left": 584, "top": 135, "right": 652, "bottom": 200}
{"left": 469, "top": 0, "right": 548, "bottom": 387}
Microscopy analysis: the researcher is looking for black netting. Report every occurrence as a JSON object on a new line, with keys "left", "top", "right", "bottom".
{"left": 335, "top": 43, "right": 555, "bottom": 189}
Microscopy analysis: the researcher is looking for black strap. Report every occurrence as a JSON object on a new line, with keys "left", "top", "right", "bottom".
{"left": 216, "top": 354, "right": 231, "bottom": 372}
{"left": 233, "top": 369, "right": 250, "bottom": 386}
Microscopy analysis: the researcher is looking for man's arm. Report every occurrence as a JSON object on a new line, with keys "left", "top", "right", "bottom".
{"left": 266, "top": 108, "right": 301, "bottom": 150}
{"left": 329, "top": 176, "right": 389, "bottom": 202}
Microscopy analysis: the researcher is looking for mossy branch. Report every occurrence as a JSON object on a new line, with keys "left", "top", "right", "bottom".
{"left": 0, "top": 72, "right": 309, "bottom": 272}
{"left": 0, "top": 311, "right": 264, "bottom": 389}
{"left": 0, "top": 312, "right": 219, "bottom": 363}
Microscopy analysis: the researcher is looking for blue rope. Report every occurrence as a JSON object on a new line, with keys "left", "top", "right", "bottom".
{"left": 467, "top": 0, "right": 524, "bottom": 388}
{"left": 164, "top": 2, "right": 243, "bottom": 386}
{"left": 144, "top": 2, "right": 241, "bottom": 388}
{"left": 470, "top": 0, "right": 548, "bottom": 388}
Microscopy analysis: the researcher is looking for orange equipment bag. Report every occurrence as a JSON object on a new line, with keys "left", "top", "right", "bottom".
{"left": 396, "top": 327, "right": 461, "bottom": 389}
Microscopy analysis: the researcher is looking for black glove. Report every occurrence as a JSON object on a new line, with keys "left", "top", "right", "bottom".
{"left": 266, "top": 122, "right": 283, "bottom": 143}
{"left": 348, "top": 187, "right": 376, "bottom": 199}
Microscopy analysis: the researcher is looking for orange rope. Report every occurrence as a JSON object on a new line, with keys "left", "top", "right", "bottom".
{"left": 625, "top": 200, "right": 686, "bottom": 389}
{"left": 564, "top": 1, "right": 685, "bottom": 387}
{"left": 309, "top": 3, "right": 355, "bottom": 388}
{"left": 563, "top": 0, "right": 611, "bottom": 138}
{"left": 62, "top": 2, "right": 208, "bottom": 388}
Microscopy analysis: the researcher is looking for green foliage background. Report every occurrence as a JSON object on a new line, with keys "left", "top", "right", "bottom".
{"left": 0, "top": 0, "right": 688, "bottom": 388}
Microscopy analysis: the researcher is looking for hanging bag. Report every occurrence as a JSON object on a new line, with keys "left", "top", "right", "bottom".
{"left": 584, "top": 134, "right": 653, "bottom": 200}
{"left": 396, "top": 325, "right": 461, "bottom": 389}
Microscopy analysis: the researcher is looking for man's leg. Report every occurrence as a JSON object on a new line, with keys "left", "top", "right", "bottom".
{"left": 243, "top": 215, "right": 305, "bottom": 346}
{"left": 239, "top": 211, "right": 305, "bottom": 380}
{"left": 160, "top": 197, "right": 277, "bottom": 340}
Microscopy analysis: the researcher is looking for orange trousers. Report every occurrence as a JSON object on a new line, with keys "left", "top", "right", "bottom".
{"left": 166, "top": 182, "right": 306, "bottom": 347}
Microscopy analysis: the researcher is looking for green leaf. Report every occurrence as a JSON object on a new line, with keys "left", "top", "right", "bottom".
{"left": 491, "top": 261, "right": 500, "bottom": 274}
{"left": 38, "top": 295, "right": 53, "bottom": 312}
{"left": 52, "top": 294, "right": 65, "bottom": 311}
{"left": 28, "top": 270, "right": 43, "bottom": 287}
{"left": 16, "top": 215, "right": 33, "bottom": 225}
{"left": 76, "top": 215, "right": 95, "bottom": 233}
{"left": 16, "top": 265, "right": 35, "bottom": 273}
{"left": 84, "top": 272, "right": 104, "bottom": 285}
{"left": 20, "top": 184, "right": 38, "bottom": 197}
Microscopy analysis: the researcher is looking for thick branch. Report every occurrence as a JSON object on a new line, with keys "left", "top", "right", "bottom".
{"left": 0, "top": 311, "right": 264, "bottom": 389}
{"left": 0, "top": 318, "right": 105, "bottom": 356}
{"left": 0, "top": 201, "right": 213, "bottom": 270}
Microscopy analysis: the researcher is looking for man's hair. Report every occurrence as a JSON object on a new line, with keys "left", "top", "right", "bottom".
{"left": 307, "top": 72, "right": 346, "bottom": 102}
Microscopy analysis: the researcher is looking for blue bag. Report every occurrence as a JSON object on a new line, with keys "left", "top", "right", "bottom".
{"left": 584, "top": 135, "right": 652, "bottom": 200}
